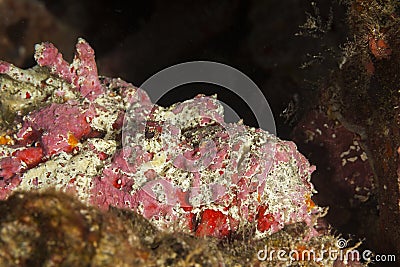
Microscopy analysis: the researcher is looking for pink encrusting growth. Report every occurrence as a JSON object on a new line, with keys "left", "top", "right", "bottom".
{"left": 0, "top": 39, "right": 321, "bottom": 240}
{"left": 0, "top": 61, "right": 10, "bottom": 73}
{"left": 34, "top": 38, "right": 104, "bottom": 100}
{"left": 0, "top": 101, "right": 98, "bottom": 192}
{"left": 34, "top": 42, "right": 75, "bottom": 84}
{"left": 16, "top": 101, "right": 97, "bottom": 155}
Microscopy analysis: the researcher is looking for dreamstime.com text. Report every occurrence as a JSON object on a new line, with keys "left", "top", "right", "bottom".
{"left": 257, "top": 239, "right": 396, "bottom": 264}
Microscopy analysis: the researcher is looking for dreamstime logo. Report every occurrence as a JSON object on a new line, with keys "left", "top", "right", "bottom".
{"left": 257, "top": 238, "right": 359, "bottom": 263}
{"left": 257, "top": 238, "right": 396, "bottom": 263}
{"left": 122, "top": 61, "right": 276, "bottom": 206}
{"left": 336, "top": 238, "right": 348, "bottom": 249}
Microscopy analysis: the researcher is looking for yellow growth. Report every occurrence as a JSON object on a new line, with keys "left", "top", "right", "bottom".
{"left": 67, "top": 132, "right": 79, "bottom": 148}
{"left": 0, "top": 135, "right": 13, "bottom": 145}
{"left": 305, "top": 194, "right": 316, "bottom": 212}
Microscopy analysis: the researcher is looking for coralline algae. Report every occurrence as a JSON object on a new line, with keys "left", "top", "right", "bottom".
{"left": 0, "top": 39, "right": 321, "bottom": 239}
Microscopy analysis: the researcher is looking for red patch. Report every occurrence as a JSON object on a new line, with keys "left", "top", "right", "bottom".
{"left": 369, "top": 37, "right": 392, "bottom": 59}
{"left": 257, "top": 206, "right": 276, "bottom": 232}
{"left": 195, "top": 209, "right": 230, "bottom": 238}
{"left": 98, "top": 152, "right": 108, "bottom": 160}
{"left": 0, "top": 157, "right": 23, "bottom": 180}
{"left": 15, "top": 147, "right": 43, "bottom": 168}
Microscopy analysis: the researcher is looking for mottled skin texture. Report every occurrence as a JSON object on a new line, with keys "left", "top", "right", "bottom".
{"left": 0, "top": 40, "right": 364, "bottom": 266}
{"left": 0, "top": 39, "right": 321, "bottom": 240}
